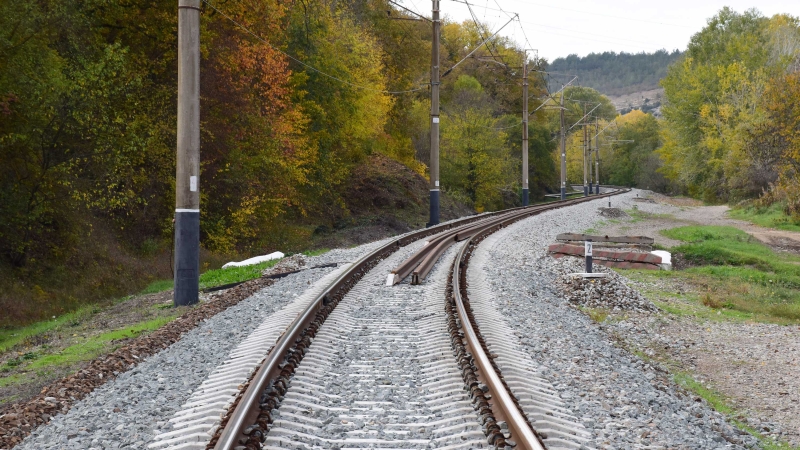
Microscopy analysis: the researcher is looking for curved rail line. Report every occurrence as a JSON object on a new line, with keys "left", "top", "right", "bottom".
{"left": 446, "top": 190, "right": 626, "bottom": 449}
{"left": 211, "top": 188, "right": 627, "bottom": 450}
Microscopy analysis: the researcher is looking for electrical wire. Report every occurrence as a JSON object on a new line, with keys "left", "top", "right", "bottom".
{"left": 202, "top": 0, "right": 429, "bottom": 95}
{"left": 393, "top": 0, "right": 427, "bottom": 21}
{"left": 463, "top": 0, "right": 505, "bottom": 63}
{"left": 387, "top": 0, "right": 431, "bottom": 22}
{"left": 442, "top": 13, "right": 517, "bottom": 77}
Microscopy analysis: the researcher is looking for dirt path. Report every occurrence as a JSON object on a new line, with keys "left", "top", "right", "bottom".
{"left": 595, "top": 193, "right": 800, "bottom": 446}
{"left": 601, "top": 197, "right": 800, "bottom": 254}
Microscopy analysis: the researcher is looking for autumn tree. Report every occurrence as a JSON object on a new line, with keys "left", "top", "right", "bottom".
{"left": 659, "top": 8, "right": 800, "bottom": 202}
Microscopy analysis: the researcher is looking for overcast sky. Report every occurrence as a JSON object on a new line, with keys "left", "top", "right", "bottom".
{"left": 395, "top": 0, "right": 800, "bottom": 63}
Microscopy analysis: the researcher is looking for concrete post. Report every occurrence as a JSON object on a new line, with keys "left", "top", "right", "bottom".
{"left": 582, "top": 113, "right": 588, "bottom": 197}
{"left": 174, "top": 0, "right": 201, "bottom": 306}
{"left": 594, "top": 117, "right": 600, "bottom": 194}
{"left": 427, "top": 0, "right": 441, "bottom": 227}
{"left": 585, "top": 239, "right": 593, "bottom": 273}
{"left": 560, "top": 90, "right": 566, "bottom": 200}
{"left": 522, "top": 58, "right": 529, "bottom": 206}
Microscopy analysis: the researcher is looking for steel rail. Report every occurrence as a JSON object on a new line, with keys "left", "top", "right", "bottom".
{"left": 211, "top": 200, "right": 551, "bottom": 449}
{"left": 401, "top": 197, "right": 590, "bottom": 285}
{"left": 213, "top": 187, "right": 628, "bottom": 450}
{"left": 452, "top": 241, "right": 545, "bottom": 449}
{"left": 450, "top": 188, "right": 627, "bottom": 449}
{"left": 390, "top": 206, "right": 534, "bottom": 285}
{"left": 408, "top": 210, "right": 522, "bottom": 284}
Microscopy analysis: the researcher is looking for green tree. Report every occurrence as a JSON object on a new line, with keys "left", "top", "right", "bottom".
{"left": 658, "top": 8, "right": 800, "bottom": 202}
{"left": 603, "top": 111, "right": 666, "bottom": 190}
{"left": 441, "top": 76, "right": 511, "bottom": 211}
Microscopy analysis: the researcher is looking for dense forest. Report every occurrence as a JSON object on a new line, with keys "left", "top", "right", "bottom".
{"left": 0, "top": 0, "right": 558, "bottom": 324}
{"left": 548, "top": 50, "right": 683, "bottom": 96}
{"left": 660, "top": 8, "right": 800, "bottom": 207}
{"left": 3, "top": 1, "right": 799, "bottom": 326}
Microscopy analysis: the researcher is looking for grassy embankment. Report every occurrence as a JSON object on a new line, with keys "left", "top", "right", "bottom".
{"left": 0, "top": 250, "right": 326, "bottom": 402}
{"left": 618, "top": 217, "right": 800, "bottom": 449}
{"left": 563, "top": 202, "right": 800, "bottom": 446}
{"left": 627, "top": 225, "right": 800, "bottom": 323}
{"left": 730, "top": 202, "right": 800, "bottom": 232}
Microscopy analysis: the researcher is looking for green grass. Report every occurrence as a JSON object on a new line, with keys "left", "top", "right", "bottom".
{"left": 673, "top": 372, "right": 734, "bottom": 415}
{"left": 197, "top": 259, "right": 280, "bottom": 289}
{"left": 302, "top": 248, "right": 330, "bottom": 257}
{"left": 579, "top": 307, "right": 609, "bottom": 323}
{"left": 139, "top": 279, "right": 174, "bottom": 295}
{"left": 3, "top": 249, "right": 329, "bottom": 356}
{"left": 140, "top": 257, "right": 285, "bottom": 294}
{"left": 730, "top": 202, "right": 800, "bottom": 232}
{"left": 584, "top": 220, "right": 607, "bottom": 234}
{"left": 0, "top": 315, "right": 178, "bottom": 385}
{"left": 0, "top": 305, "right": 97, "bottom": 354}
{"left": 673, "top": 372, "right": 799, "bottom": 450}
{"left": 655, "top": 225, "right": 800, "bottom": 322}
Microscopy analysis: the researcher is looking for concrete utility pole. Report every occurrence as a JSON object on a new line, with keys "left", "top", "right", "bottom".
{"left": 559, "top": 89, "right": 566, "bottom": 200}
{"left": 427, "top": 0, "right": 441, "bottom": 227}
{"left": 521, "top": 55, "right": 529, "bottom": 206}
{"left": 582, "top": 105, "right": 588, "bottom": 197}
{"left": 174, "top": 0, "right": 201, "bottom": 306}
{"left": 595, "top": 117, "right": 600, "bottom": 194}
{"left": 587, "top": 122, "right": 593, "bottom": 195}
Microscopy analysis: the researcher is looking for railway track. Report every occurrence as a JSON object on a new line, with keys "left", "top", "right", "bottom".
{"left": 149, "top": 189, "right": 625, "bottom": 450}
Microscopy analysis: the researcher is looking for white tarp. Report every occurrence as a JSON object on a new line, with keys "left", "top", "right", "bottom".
{"left": 222, "top": 251, "right": 284, "bottom": 268}
{"left": 651, "top": 250, "right": 672, "bottom": 270}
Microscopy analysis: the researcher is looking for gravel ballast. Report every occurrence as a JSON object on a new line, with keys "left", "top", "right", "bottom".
{"left": 10, "top": 240, "right": 392, "bottom": 450}
{"left": 260, "top": 242, "right": 488, "bottom": 448}
{"left": 10, "top": 190, "right": 775, "bottom": 449}
{"left": 471, "top": 190, "right": 754, "bottom": 449}
{"left": 554, "top": 260, "right": 659, "bottom": 313}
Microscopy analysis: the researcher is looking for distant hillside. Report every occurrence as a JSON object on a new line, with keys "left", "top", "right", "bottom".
{"left": 547, "top": 50, "right": 683, "bottom": 97}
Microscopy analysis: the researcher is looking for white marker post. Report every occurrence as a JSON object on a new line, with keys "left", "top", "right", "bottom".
{"left": 585, "top": 239, "right": 593, "bottom": 274}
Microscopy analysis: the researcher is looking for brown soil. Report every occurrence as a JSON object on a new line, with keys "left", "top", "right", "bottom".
{"left": 0, "top": 290, "right": 178, "bottom": 406}
{"left": 0, "top": 276, "right": 274, "bottom": 449}
{"left": 311, "top": 154, "right": 474, "bottom": 250}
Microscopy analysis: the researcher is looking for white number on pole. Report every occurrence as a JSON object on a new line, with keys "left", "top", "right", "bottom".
{"left": 585, "top": 241, "right": 593, "bottom": 256}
